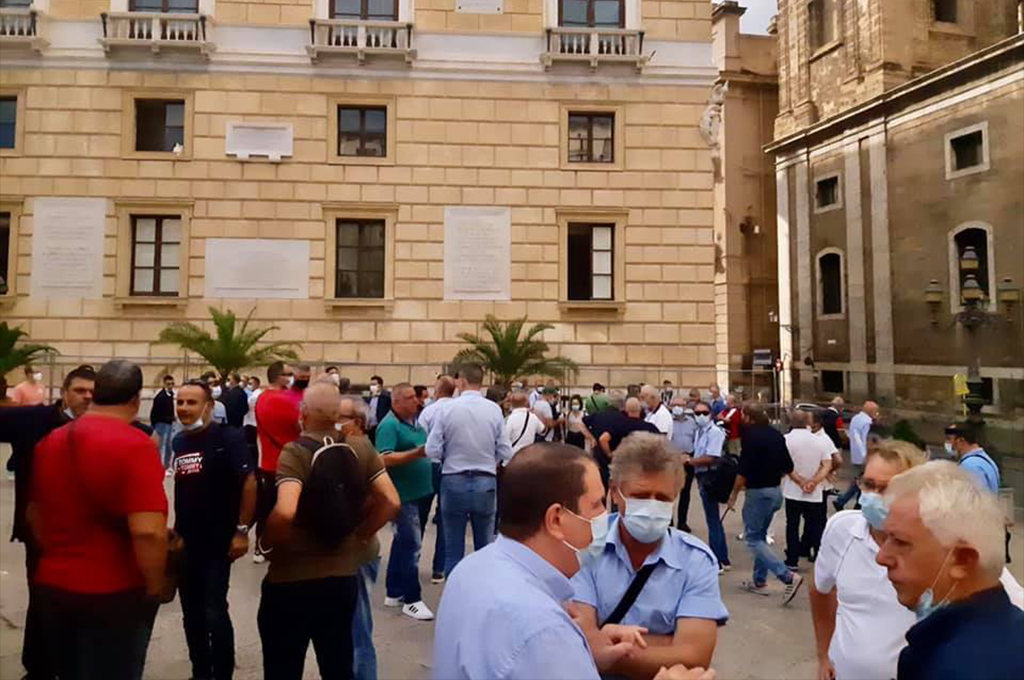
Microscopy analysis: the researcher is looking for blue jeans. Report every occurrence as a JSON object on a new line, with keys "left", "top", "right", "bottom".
{"left": 835, "top": 463, "right": 864, "bottom": 509}
{"left": 440, "top": 472, "right": 496, "bottom": 576}
{"left": 698, "top": 479, "right": 729, "bottom": 566}
{"left": 742, "top": 486, "right": 793, "bottom": 586}
{"left": 353, "top": 557, "right": 379, "bottom": 680}
{"left": 386, "top": 501, "right": 423, "bottom": 603}
{"left": 153, "top": 421, "right": 174, "bottom": 468}
{"left": 417, "top": 463, "right": 445, "bottom": 575}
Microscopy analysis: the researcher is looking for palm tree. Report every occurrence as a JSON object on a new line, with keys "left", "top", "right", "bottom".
{"left": 452, "top": 316, "right": 579, "bottom": 388}
{"left": 155, "top": 306, "right": 302, "bottom": 380}
{"left": 0, "top": 322, "right": 57, "bottom": 399}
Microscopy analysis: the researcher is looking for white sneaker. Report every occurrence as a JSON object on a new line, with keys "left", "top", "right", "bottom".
{"left": 252, "top": 553, "right": 266, "bottom": 564}
{"left": 782, "top": 573, "right": 805, "bottom": 606}
{"left": 767, "top": 533, "right": 776, "bottom": 546}
{"left": 5, "top": 471, "right": 13, "bottom": 481}
{"left": 402, "top": 601, "right": 434, "bottom": 621}
{"left": 736, "top": 532, "right": 745, "bottom": 541}
{"left": 384, "top": 596, "right": 403, "bottom": 608}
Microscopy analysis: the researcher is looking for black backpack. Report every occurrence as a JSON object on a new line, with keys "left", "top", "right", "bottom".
{"left": 294, "top": 436, "right": 367, "bottom": 547}
{"left": 705, "top": 453, "right": 740, "bottom": 504}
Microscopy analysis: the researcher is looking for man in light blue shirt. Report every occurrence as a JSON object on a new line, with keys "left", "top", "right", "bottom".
{"left": 835, "top": 401, "right": 877, "bottom": 510}
{"left": 572, "top": 432, "right": 727, "bottom": 679}
{"left": 945, "top": 423, "right": 1000, "bottom": 493}
{"left": 433, "top": 444, "right": 651, "bottom": 680}
{"left": 669, "top": 397, "right": 698, "bottom": 532}
{"left": 687, "top": 403, "right": 730, "bottom": 569}
{"left": 415, "top": 375, "right": 456, "bottom": 582}
{"left": 426, "top": 363, "right": 513, "bottom": 575}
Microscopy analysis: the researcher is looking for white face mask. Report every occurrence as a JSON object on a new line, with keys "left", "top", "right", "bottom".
{"left": 671, "top": 406, "right": 685, "bottom": 417}
{"left": 370, "top": 384, "right": 381, "bottom": 396}
{"left": 211, "top": 386, "right": 222, "bottom": 399}
{"left": 33, "top": 373, "right": 43, "bottom": 382}
{"left": 183, "top": 417, "right": 204, "bottom": 432}
{"left": 618, "top": 490, "right": 674, "bottom": 543}
{"left": 944, "top": 441, "right": 955, "bottom": 455}
{"left": 330, "top": 373, "right": 340, "bottom": 386}
{"left": 287, "top": 376, "right": 295, "bottom": 389}
{"left": 561, "top": 509, "right": 610, "bottom": 572}
{"left": 695, "top": 414, "right": 711, "bottom": 427}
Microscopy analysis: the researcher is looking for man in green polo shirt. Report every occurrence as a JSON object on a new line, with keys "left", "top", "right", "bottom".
{"left": 375, "top": 382, "right": 435, "bottom": 621}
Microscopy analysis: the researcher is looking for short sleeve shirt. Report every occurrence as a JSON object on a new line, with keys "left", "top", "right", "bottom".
{"left": 572, "top": 516, "right": 728, "bottom": 633}
{"left": 375, "top": 412, "right": 431, "bottom": 503}
{"left": 782, "top": 428, "right": 836, "bottom": 502}
{"left": 505, "top": 408, "right": 545, "bottom": 455}
{"left": 532, "top": 400, "right": 555, "bottom": 442}
{"left": 31, "top": 414, "right": 168, "bottom": 594}
{"left": 959, "top": 449, "right": 1000, "bottom": 494}
{"left": 267, "top": 431, "right": 385, "bottom": 583}
{"left": 645, "top": 403, "right": 674, "bottom": 436}
{"left": 255, "top": 389, "right": 301, "bottom": 473}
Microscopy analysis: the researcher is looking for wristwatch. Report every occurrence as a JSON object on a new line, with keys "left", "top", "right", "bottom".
{"left": 236, "top": 524, "right": 250, "bottom": 535}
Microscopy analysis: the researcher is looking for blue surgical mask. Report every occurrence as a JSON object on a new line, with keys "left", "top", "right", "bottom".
{"left": 860, "top": 491, "right": 889, "bottom": 530}
{"left": 618, "top": 490, "right": 673, "bottom": 543}
{"left": 944, "top": 442, "right": 955, "bottom": 456}
{"left": 561, "top": 509, "right": 610, "bottom": 571}
{"left": 695, "top": 414, "right": 711, "bottom": 427}
{"left": 914, "top": 549, "right": 957, "bottom": 621}
{"left": 671, "top": 406, "right": 685, "bottom": 417}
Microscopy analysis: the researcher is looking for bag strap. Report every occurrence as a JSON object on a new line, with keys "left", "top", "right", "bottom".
{"left": 961, "top": 452, "right": 999, "bottom": 476}
{"left": 511, "top": 412, "right": 532, "bottom": 448}
{"left": 601, "top": 562, "right": 657, "bottom": 627}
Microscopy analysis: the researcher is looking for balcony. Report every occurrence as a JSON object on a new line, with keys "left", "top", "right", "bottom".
{"left": 541, "top": 27, "right": 647, "bottom": 71}
{"left": 0, "top": 8, "right": 46, "bottom": 52}
{"left": 307, "top": 18, "right": 415, "bottom": 65}
{"left": 99, "top": 11, "right": 213, "bottom": 58}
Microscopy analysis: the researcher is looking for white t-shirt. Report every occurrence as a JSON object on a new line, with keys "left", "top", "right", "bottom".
{"left": 644, "top": 403, "right": 673, "bottom": 436}
{"left": 243, "top": 388, "right": 263, "bottom": 428}
{"left": 814, "top": 511, "right": 916, "bottom": 680}
{"left": 505, "top": 408, "right": 546, "bottom": 456}
{"left": 783, "top": 428, "right": 836, "bottom": 502}
{"left": 532, "top": 400, "right": 555, "bottom": 442}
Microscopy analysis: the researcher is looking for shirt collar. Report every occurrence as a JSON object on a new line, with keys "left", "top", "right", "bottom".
{"left": 494, "top": 535, "right": 575, "bottom": 603}
{"left": 604, "top": 514, "right": 684, "bottom": 571}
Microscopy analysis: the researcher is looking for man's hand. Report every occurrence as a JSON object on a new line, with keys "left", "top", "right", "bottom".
{"left": 726, "top": 492, "right": 738, "bottom": 511}
{"left": 601, "top": 624, "right": 649, "bottom": 650}
{"left": 802, "top": 480, "right": 818, "bottom": 494}
{"left": 817, "top": 657, "right": 836, "bottom": 680}
{"left": 228, "top": 532, "right": 249, "bottom": 561}
{"left": 589, "top": 624, "right": 648, "bottom": 672}
{"left": 414, "top": 445, "right": 427, "bottom": 458}
{"left": 654, "top": 665, "right": 716, "bottom": 680}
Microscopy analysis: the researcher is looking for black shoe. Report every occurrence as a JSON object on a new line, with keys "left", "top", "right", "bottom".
{"left": 832, "top": 500, "right": 842, "bottom": 513}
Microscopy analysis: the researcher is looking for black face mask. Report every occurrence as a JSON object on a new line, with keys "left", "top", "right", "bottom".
{"left": 293, "top": 379, "right": 310, "bottom": 390}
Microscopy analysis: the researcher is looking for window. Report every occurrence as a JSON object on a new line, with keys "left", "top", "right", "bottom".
{"left": 821, "top": 370, "right": 844, "bottom": 394}
{"left": 945, "top": 122, "right": 989, "bottom": 179}
{"left": 568, "top": 113, "right": 614, "bottom": 164}
{"left": 0, "top": 0, "right": 32, "bottom": 8}
{"left": 934, "top": 0, "right": 957, "bottom": 23}
{"left": 560, "top": 0, "right": 624, "bottom": 27}
{"left": 335, "top": 219, "right": 385, "bottom": 298}
{"left": 954, "top": 228, "right": 990, "bottom": 300}
{"left": 337, "top": 106, "right": 387, "bottom": 158}
{"left": 818, "top": 251, "right": 843, "bottom": 315}
{"left": 130, "top": 0, "right": 198, "bottom": 11}
{"left": 0, "top": 97, "right": 15, "bottom": 150}
{"left": 967, "top": 377, "right": 994, "bottom": 406}
{"left": 130, "top": 216, "right": 181, "bottom": 296}
{"left": 331, "top": 0, "right": 397, "bottom": 20}
{"left": 567, "top": 223, "right": 614, "bottom": 300}
{"left": 815, "top": 175, "right": 840, "bottom": 211}
{"left": 0, "top": 212, "right": 10, "bottom": 296}
{"left": 808, "top": 0, "right": 835, "bottom": 50}
{"left": 135, "top": 99, "right": 185, "bottom": 153}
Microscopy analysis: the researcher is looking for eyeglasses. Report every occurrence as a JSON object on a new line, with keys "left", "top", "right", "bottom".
{"left": 858, "top": 478, "right": 887, "bottom": 493}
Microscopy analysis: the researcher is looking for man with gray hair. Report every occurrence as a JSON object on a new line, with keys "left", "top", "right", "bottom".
{"left": 572, "top": 432, "right": 727, "bottom": 679}
{"left": 641, "top": 384, "right": 673, "bottom": 436}
{"left": 877, "top": 461, "right": 1023, "bottom": 680}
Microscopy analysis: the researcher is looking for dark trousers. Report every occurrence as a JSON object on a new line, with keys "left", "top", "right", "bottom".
{"left": 676, "top": 465, "right": 696, "bottom": 529}
{"left": 22, "top": 538, "right": 52, "bottom": 679}
{"left": 785, "top": 498, "right": 826, "bottom": 567}
{"left": 258, "top": 576, "right": 359, "bottom": 680}
{"left": 243, "top": 425, "right": 259, "bottom": 468}
{"left": 32, "top": 585, "right": 156, "bottom": 680}
{"left": 180, "top": 555, "right": 235, "bottom": 680}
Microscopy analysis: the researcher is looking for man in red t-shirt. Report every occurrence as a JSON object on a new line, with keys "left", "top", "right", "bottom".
{"left": 29, "top": 360, "right": 168, "bottom": 680}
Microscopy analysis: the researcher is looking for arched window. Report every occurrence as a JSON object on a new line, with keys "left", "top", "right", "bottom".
{"left": 817, "top": 249, "right": 844, "bottom": 317}
{"left": 949, "top": 224, "right": 995, "bottom": 311}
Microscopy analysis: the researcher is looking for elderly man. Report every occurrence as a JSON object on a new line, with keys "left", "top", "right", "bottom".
{"left": 506, "top": 391, "right": 546, "bottom": 457}
{"left": 708, "top": 385, "right": 726, "bottom": 418}
{"left": 375, "top": 383, "right": 434, "bottom": 621}
{"left": 572, "top": 433, "right": 727, "bottom": 680}
{"left": 669, "top": 397, "right": 698, "bottom": 532}
{"left": 426, "top": 363, "right": 513, "bottom": 575}
{"left": 782, "top": 410, "right": 834, "bottom": 570}
{"left": 597, "top": 397, "right": 661, "bottom": 463}
{"left": 641, "top": 384, "right": 673, "bottom": 436}
{"left": 877, "top": 461, "right": 1023, "bottom": 680}
{"left": 834, "top": 401, "right": 879, "bottom": 511}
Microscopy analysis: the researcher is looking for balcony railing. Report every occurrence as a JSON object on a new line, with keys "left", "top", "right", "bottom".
{"left": 99, "top": 11, "right": 213, "bottom": 57}
{"left": 541, "top": 27, "right": 647, "bottom": 71}
{"left": 0, "top": 8, "right": 46, "bottom": 51}
{"left": 308, "top": 18, "right": 415, "bottom": 64}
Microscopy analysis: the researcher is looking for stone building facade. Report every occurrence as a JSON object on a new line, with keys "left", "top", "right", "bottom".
{"left": 767, "top": 0, "right": 1024, "bottom": 444}
{"left": 1, "top": 0, "right": 723, "bottom": 391}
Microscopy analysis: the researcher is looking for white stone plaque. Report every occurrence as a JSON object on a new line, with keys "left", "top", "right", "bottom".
{"left": 204, "top": 238, "right": 309, "bottom": 299}
{"left": 443, "top": 207, "right": 511, "bottom": 301}
{"left": 31, "top": 197, "right": 106, "bottom": 299}
{"left": 456, "top": 0, "right": 503, "bottom": 14}
{"left": 225, "top": 122, "right": 294, "bottom": 162}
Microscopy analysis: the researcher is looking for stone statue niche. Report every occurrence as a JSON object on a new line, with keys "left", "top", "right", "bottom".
{"left": 699, "top": 82, "right": 728, "bottom": 182}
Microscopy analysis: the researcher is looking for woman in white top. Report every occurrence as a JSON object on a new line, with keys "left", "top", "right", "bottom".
{"left": 564, "top": 394, "right": 589, "bottom": 450}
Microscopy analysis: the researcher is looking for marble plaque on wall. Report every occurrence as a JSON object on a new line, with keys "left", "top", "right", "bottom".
{"left": 31, "top": 197, "right": 106, "bottom": 299}
{"left": 443, "top": 206, "right": 511, "bottom": 301}
{"left": 225, "top": 122, "right": 294, "bottom": 162}
{"left": 204, "top": 238, "right": 309, "bottom": 299}
{"left": 456, "top": 0, "right": 503, "bottom": 13}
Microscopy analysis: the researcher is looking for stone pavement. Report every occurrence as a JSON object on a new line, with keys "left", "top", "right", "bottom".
{"left": 1, "top": 469, "right": 1021, "bottom": 680}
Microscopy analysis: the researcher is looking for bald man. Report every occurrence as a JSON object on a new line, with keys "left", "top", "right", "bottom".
{"left": 834, "top": 401, "right": 879, "bottom": 511}
{"left": 259, "top": 382, "right": 400, "bottom": 679}
{"left": 597, "top": 397, "right": 661, "bottom": 463}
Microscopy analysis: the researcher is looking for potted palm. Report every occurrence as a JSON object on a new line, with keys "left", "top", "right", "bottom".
{"left": 452, "top": 316, "right": 580, "bottom": 389}
{"left": 0, "top": 322, "right": 57, "bottom": 402}
{"left": 154, "top": 306, "right": 302, "bottom": 380}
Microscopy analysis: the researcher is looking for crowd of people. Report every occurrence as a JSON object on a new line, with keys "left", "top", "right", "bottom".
{"left": 0, "top": 361, "right": 1021, "bottom": 680}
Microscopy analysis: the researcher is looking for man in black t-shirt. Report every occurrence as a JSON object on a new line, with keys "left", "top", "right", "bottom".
{"left": 172, "top": 380, "right": 257, "bottom": 680}
{"left": 590, "top": 397, "right": 659, "bottom": 492}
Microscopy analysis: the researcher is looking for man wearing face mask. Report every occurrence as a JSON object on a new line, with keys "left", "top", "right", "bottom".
{"left": 669, "top": 397, "right": 698, "bottom": 532}
{"left": 150, "top": 375, "right": 177, "bottom": 471}
{"left": 365, "top": 375, "right": 392, "bottom": 439}
{"left": 876, "top": 461, "right": 1023, "bottom": 680}
{"left": 222, "top": 373, "right": 249, "bottom": 429}
{"left": 172, "top": 380, "right": 257, "bottom": 680}
{"left": 11, "top": 365, "right": 47, "bottom": 406}
{"left": 572, "top": 433, "right": 727, "bottom": 680}
{"left": 686, "top": 402, "right": 730, "bottom": 571}
{"left": 434, "top": 442, "right": 658, "bottom": 680}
